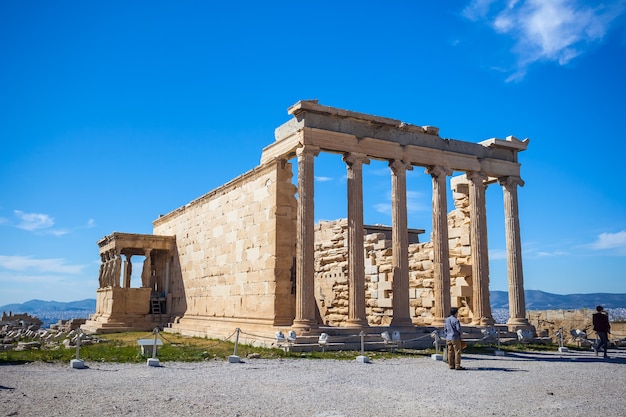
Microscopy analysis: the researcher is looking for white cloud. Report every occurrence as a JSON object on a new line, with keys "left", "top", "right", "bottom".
{"left": 534, "top": 250, "right": 568, "bottom": 257}
{"left": 0, "top": 270, "right": 98, "bottom": 305}
{"left": 315, "top": 176, "right": 333, "bottom": 182}
{"left": 489, "top": 248, "right": 508, "bottom": 260}
{"left": 11, "top": 210, "right": 71, "bottom": 235}
{"left": 14, "top": 210, "right": 54, "bottom": 231}
{"left": 590, "top": 230, "right": 626, "bottom": 253}
{"left": 406, "top": 190, "right": 429, "bottom": 213}
{"left": 489, "top": 245, "right": 568, "bottom": 260}
{"left": 522, "top": 242, "right": 569, "bottom": 258}
{"left": 374, "top": 202, "right": 390, "bottom": 215}
{"left": 373, "top": 190, "right": 429, "bottom": 215}
{"left": 86, "top": 219, "right": 96, "bottom": 228}
{"left": 463, "top": 0, "right": 626, "bottom": 81}
{"left": 463, "top": 0, "right": 499, "bottom": 21}
{"left": 0, "top": 255, "right": 85, "bottom": 274}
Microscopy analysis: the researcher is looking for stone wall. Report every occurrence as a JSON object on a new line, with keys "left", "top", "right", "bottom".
{"left": 314, "top": 176, "right": 476, "bottom": 326}
{"left": 153, "top": 159, "right": 297, "bottom": 337}
{"left": 528, "top": 309, "right": 626, "bottom": 342}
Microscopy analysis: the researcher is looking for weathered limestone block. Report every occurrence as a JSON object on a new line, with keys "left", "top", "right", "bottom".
{"left": 451, "top": 284, "right": 472, "bottom": 297}
{"left": 365, "top": 265, "right": 378, "bottom": 275}
{"left": 375, "top": 240, "right": 391, "bottom": 250}
{"left": 312, "top": 186, "right": 477, "bottom": 326}
{"left": 378, "top": 298, "right": 393, "bottom": 308}
{"left": 451, "top": 264, "right": 472, "bottom": 277}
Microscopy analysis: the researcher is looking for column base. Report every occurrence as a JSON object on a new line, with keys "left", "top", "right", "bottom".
{"left": 472, "top": 317, "right": 494, "bottom": 327}
{"left": 431, "top": 317, "right": 446, "bottom": 327}
{"left": 291, "top": 319, "right": 318, "bottom": 332}
{"left": 506, "top": 317, "right": 532, "bottom": 332}
{"left": 345, "top": 318, "right": 369, "bottom": 328}
{"left": 390, "top": 317, "right": 415, "bottom": 330}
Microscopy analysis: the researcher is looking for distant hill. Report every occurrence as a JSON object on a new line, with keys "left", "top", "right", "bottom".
{"left": 0, "top": 299, "right": 96, "bottom": 313}
{"left": 491, "top": 290, "right": 626, "bottom": 310}
{"left": 0, "top": 299, "right": 96, "bottom": 328}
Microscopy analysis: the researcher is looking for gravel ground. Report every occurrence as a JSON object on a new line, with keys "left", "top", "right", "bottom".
{"left": 1, "top": 348, "right": 625, "bottom": 417}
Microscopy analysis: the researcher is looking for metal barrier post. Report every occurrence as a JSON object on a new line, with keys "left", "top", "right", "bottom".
{"left": 147, "top": 328, "right": 161, "bottom": 367}
{"left": 229, "top": 328, "right": 242, "bottom": 363}
{"left": 70, "top": 329, "right": 86, "bottom": 369}
{"left": 356, "top": 331, "right": 370, "bottom": 363}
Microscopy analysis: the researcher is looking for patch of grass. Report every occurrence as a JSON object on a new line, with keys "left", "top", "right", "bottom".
{"left": 0, "top": 331, "right": 567, "bottom": 364}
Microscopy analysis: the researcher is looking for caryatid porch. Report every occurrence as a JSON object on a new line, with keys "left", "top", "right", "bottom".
{"left": 261, "top": 100, "right": 531, "bottom": 332}
{"left": 83, "top": 233, "right": 176, "bottom": 333}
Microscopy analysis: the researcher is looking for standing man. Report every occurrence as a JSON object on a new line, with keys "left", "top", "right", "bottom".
{"left": 592, "top": 305, "right": 611, "bottom": 359}
{"left": 444, "top": 307, "right": 465, "bottom": 370}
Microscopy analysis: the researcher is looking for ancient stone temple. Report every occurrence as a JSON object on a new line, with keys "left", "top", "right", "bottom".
{"left": 82, "top": 100, "right": 532, "bottom": 344}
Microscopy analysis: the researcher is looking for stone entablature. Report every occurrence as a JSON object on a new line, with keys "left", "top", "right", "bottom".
{"left": 262, "top": 100, "right": 527, "bottom": 177}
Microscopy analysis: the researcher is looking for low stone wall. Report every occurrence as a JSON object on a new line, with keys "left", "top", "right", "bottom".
{"left": 313, "top": 177, "right": 477, "bottom": 327}
{"left": 528, "top": 309, "right": 626, "bottom": 342}
{"left": 314, "top": 214, "right": 474, "bottom": 326}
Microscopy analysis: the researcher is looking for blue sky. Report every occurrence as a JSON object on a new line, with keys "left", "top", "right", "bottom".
{"left": 1, "top": 1, "right": 625, "bottom": 307}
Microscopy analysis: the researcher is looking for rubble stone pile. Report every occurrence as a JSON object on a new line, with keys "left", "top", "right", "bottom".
{"left": 1, "top": 312, "right": 101, "bottom": 352}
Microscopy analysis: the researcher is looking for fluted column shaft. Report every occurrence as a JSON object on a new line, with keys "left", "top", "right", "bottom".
{"left": 293, "top": 145, "right": 320, "bottom": 329}
{"left": 389, "top": 160, "right": 414, "bottom": 328}
{"left": 344, "top": 152, "right": 370, "bottom": 327}
{"left": 141, "top": 249, "right": 152, "bottom": 288}
{"left": 499, "top": 176, "right": 530, "bottom": 329}
{"left": 428, "top": 166, "right": 452, "bottom": 326}
{"left": 122, "top": 254, "right": 132, "bottom": 288}
{"left": 468, "top": 172, "right": 493, "bottom": 326}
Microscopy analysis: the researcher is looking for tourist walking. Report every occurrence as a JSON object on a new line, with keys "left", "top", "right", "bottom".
{"left": 444, "top": 307, "right": 465, "bottom": 370}
{"left": 592, "top": 305, "right": 611, "bottom": 358}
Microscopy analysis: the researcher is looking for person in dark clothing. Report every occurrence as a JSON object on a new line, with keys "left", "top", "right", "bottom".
{"left": 592, "top": 305, "right": 611, "bottom": 358}
{"left": 444, "top": 307, "right": 464, "bottom": 370}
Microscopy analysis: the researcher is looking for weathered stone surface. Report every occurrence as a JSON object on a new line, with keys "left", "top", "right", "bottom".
{"left": 82, "top": 101, "right": 529, "bottom": 341}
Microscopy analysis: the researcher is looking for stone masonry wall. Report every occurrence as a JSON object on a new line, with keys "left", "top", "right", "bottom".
{"left": 314, "top": 178, "right": 476, "bottom": 326}
{"left": 528, "top": 310, "right": 626, "bottom": 343}
{"left": 153, "top": 159, "right": 297, "bottom": 335}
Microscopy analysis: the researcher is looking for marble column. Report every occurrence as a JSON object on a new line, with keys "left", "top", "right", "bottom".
{"left": 427, "top": 166, "right": 452, "bottom": 327}
{"left": 293, "top": 145, "right": 320, "bottom": 330}
{"left": 164, "top": 255, "right": 171, "bottom": 296}
{"left": 112, "top": 251, "right": 122, "bottom": 287}
{"left": 141, "top": 249, "right": 152, "bottom": 288}
{"left": 467, "top": 171, "right": 493, "bottom": 326}
{"left": 98, "top": 253, "right": 106, "bottom": 288}
{"left": 499, "top": 176, "right": 531, "bottom": 329}
{"left": 122, "top": 254, "right": 132, "bottom": 288}
{"left": 104, "top": 250, "right": 114, "bottom": 287}
{"left": 344, "top": 152, "right": 370, "bottom": 327}
{"left": 389, "top": 159, "right": 414, "bottom": 328}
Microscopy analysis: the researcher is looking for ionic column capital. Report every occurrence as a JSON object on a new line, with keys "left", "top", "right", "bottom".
{"left": 296, "top": 145, "right": 320, "bottom": 158}
{"left": 426, "top": 165, "right": 453, "bottom": 178}
{"left": 498, "top": 176, "right": 525, "bottom": 188}
{"left": 467, "top": 171, "right": 488, "bottom": 184}
{"left": 389, "top": 159, "right": 413, "bottom": 173}
{"left": 343, "top": 152, "right": 370, "bottom": 167}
